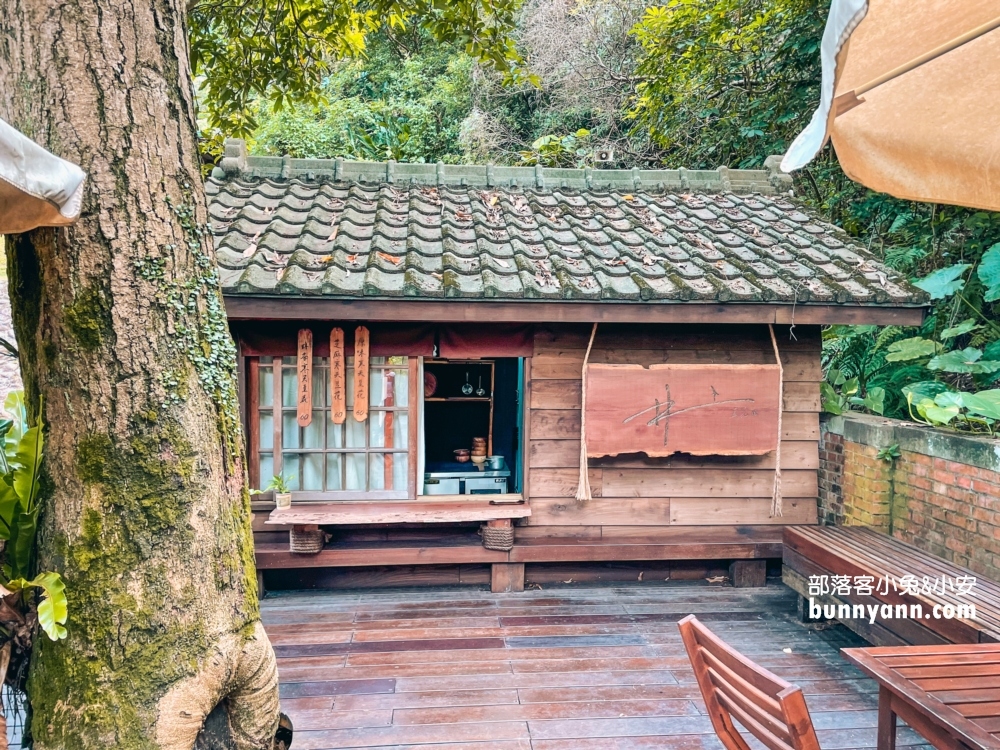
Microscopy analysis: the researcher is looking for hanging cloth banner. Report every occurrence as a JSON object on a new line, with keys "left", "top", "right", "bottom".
{"left": 330, "top": 327, "right": 346, "bottom": 425}
{"left": 583, "top": 363, "right": 781, "bottom": 457}
{"left": 354, "top": 325, "right": 370, "bottom": 422}
{"left": 297, "top": 329, "right": 313, "bottom": 427}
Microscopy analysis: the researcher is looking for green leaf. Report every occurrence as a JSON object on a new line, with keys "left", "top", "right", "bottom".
{"left": 961, "top": 389, "right": 1000, "bottom": 420}
{"left": 12, "top": 424, "right": 43, "bottom": 512}
{"left": 934, "top": 391, "right": 965, "bottom": 409}
{"left": 928, "top": 348, "right": 1000, "bottom": 374}
{"left": 916, "top": 399, "right": 960, "bottom": 425}
{"left": 913, "top": 263, "right": 971, "bottom": 300}
{"left": 903, "top": 381, "right": 949, "bottom": 403}
{"left": 885, "top": 337, "right": 939, "bottom": 361}
{"left": 863, "top": 387, "right": 886, "bottom": 415}
{"left": 977, "top": 243, "right": 1000, "bottom": 302}
{"left": 820, "top": 382, "right": 844, "bottom": 415}
{"left": 941, "top": 319, "right": 980, "bottom": 339}
{"left": 8, "top": 571, "right": 67, "bottom": 641}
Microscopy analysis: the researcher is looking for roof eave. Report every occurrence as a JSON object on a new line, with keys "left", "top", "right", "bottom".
{"left": 223, "top": 295, "right": 927, "bottom": 326}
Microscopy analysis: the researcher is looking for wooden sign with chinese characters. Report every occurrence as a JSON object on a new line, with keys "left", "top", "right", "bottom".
{"left": 353, "top": 325, "right": 370, "bottom": 422}
{"left": 296, "top": 329, "right": 313, "bottom": 427}
{"left": 584, "top": 363, "right": 781, "bottom": 457}
{"left": 330, "top": 327, "right": 346, "bottom": 424}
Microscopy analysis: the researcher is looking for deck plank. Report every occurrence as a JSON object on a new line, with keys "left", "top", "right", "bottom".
{"left": 263, "top": 582, "right": 933, "bottom": 749}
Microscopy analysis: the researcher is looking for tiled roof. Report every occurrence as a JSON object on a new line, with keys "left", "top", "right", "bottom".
{"left": 207, "top": 139, "right": 926, "bottom": 307}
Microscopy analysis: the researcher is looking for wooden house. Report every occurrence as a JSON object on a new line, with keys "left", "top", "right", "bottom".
{"left": 208, "top": 140, "right": 927, "bottom": 593}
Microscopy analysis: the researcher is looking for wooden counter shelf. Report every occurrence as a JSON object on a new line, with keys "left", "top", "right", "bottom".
{"left": 264, "top": 497, "right": 530, "bottom": 526}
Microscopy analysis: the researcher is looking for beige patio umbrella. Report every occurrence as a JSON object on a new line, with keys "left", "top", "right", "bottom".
{"left": 781, "top": 0, "right": 1000, "bottom": 212}
{"left": 0, "top": 117, "right": 85, "bottom": 233}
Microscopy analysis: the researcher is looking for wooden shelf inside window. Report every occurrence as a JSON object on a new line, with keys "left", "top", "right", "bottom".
{"left": 424, "top": 397, "right": 492, "bottom": 402}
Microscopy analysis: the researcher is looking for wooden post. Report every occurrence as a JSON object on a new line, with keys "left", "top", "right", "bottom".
{"left": 729, "top": 559, "right": 766, "bottom": 588}
{"left": 297, "top": 328, "right": 313, "bottom": 427}
{"left": 491, "top": 564, "right": 525, "bottom": 593}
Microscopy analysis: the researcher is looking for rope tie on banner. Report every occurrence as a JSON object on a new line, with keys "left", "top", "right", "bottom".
{"left": 769, "top": 324, "right": 784, "bottom": 517}
{"left": 576, "top": 322, "right": 598, "bottom": 503}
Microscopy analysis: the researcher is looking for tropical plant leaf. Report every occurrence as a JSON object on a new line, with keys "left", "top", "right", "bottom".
{"left": 915, "top": 398, "right": 960, "bottom": 425}
{"left": 885, "top": 337, "right": 939, "bottom": 361}
{"left": 913, "top": 263, "right": 971, "bottom": 300}
{"left": 934, "top": 391, "right": 965, "bottom": 409}
{"left": 977, "top": 243, "right": 1000, "bottom": 302}
{"left": 7, "top": 571, "right": 68, "bottom": 641}
{"left": 902, "top": 381, "right": 950, "bottom": 403}
{"left": 941, "top": 319, "right": 981, "bottom": 339}
{"left": 11, "top": 425, "right": 43, "bottom": 513}
{"left": 963, "top": 391, "right": 1000, "bottom": 420}
{"left": 863, "top": 386, "right": 886, "bottom": 415}
{"left": 820, "top": 382, "right": 844, "bottom": 415}
{"left": 928, "top": 348, "right": 1000, "bottom": 374}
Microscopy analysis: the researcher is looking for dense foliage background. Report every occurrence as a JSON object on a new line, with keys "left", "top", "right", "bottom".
{"left": 235, "top": 0, "right": 1000, "bottom": 431}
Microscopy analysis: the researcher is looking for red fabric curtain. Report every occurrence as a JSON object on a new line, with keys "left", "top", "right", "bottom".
{"left": 236, "top": 322, "right": 436, "bottom": 357}
{"left": 235, "top": 322, "right": 534, "bottom": 358}
{"left": 438, "top": 324, "right": 534, "bottom": 358}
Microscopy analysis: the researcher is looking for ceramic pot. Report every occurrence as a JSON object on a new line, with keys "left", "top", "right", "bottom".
{"left": 275, "top": 492, "right": 292, "bottom": 509}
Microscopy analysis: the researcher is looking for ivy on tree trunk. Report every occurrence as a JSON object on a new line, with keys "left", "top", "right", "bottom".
{"left": 0, "top": 0, "right": 280, "bottom": 746}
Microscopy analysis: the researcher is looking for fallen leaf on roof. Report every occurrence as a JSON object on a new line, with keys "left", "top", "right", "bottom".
{"left": 623, "top": 194, "right": 634, "bottom": 201}
{"left": 328, "top": 226, "right": 338, "bottom": 242}
{"left": 562, "top": 579, "right": 574, "bottom": 584}
{"left": 603, "top": 258, "right": 627, "bottom": 267}
{"left": 455, "top": 209, "right": 472, "bottom": 221}
{"left": 346, "top": 254, "right": 359, "bottom": 264}
{"left": 377, "top": 252, "right": 403, "bottom": 265}
{"left": 488, "top": 194, "right": 499, "bottom": 207}
{"left": 431, "top": 272, "right": 443, "bottom": 280}
{"left": 318, "top": 255, "right": 333, "bottom": 263}
{"left": 495, "top": 258, "right": 509, "bottom": 268}
{"left": 242, "top": 244, "right": 257, "bottom": 257}
{"left": 706, "top": 575, "right": 728, "bottom": 584}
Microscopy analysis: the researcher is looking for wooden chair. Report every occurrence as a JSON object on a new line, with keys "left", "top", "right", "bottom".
{"left": 678, "top": 614, "right": 822, "bottom": 750}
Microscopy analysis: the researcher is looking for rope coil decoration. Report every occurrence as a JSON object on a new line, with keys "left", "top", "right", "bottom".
{"left": 289, "top": 527, "right": 325, "bottom": 554}
{"left": 576, "top": 323, "right": 599, "bottom": 503}
{"left": 481, "top": 524, "right": 514, "bottom": 551}
{"left": 768, "top": 324, "right": 784, "bottom": 518}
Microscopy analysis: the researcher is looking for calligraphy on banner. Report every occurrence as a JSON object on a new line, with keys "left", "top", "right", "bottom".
{"left": 296, "top": 329, "right": 313, "bottom": 427}
{"left": 330, "top": 327, "right": 346, "bottom": 424}
{"left": 354, "top": 326, "right": 370, "bottom": 422}
{"left": 584, "top": 364, "right": 781, "bottom": 457}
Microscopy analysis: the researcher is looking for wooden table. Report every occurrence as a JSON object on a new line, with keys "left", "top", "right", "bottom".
{"left": 842, "top": 644, "right": 1000, "bottom": 750}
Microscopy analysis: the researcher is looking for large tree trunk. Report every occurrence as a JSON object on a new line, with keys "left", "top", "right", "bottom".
{"left": 0, "top": 0, "right": 280, "bottom": 746}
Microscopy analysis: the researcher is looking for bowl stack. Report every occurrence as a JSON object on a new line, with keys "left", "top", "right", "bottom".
{"left": 471, "top": 437, "right": 487, "bottom": 465}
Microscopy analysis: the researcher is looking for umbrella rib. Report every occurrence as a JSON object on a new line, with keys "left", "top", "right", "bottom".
{"left": 835, "top": 13, "right": 1000, "bottom": 115}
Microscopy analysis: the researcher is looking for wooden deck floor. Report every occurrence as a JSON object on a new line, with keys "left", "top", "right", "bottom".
{"left": 261, "top": 582, "right": 932, "bottom": 750}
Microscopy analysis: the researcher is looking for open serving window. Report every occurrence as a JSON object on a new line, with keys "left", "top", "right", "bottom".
{"left": 242, "top": 323, "right": 531, "bottom": 504}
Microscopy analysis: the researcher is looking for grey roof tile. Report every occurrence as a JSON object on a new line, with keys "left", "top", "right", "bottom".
{"left": 208, "top": 150, "right": 927, "bottom": 308}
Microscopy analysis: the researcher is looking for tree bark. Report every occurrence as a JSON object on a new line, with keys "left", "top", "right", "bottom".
{"left": 0, "top": 0, "right": 280, "bottom": 746}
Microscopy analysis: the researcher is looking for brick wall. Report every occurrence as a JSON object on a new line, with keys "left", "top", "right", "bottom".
{"left": 820, "top": 414, "right": 1000, "bottom": 582}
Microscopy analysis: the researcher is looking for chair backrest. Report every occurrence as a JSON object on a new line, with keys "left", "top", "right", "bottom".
{"left": 678, "top": 614, "right": 821, "bottom": 750}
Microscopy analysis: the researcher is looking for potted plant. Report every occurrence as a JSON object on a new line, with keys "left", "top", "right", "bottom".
{"left": 251, "top": 474, "right": 294, "bottom": 509}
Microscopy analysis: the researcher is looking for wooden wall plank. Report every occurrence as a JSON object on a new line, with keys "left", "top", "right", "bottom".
{"left": 529, "top": 440, "right": 819, "bottom": 470}
{"left": 531, "top": 350, "right": 822, "bottom": 381}
{"left": 530, "top": 410, "right": 581, "bottom": 439}
{"left": 668, "top": 497, "right": 818, "bottom": 525}
{"left": 524, "top": 497, "right": 671, "bottom": 526}
{"left": 529, "top": 468, "right": 603, "bottom": 498}
{"left": 599, "top": 468, "right": 817, "bottom": 499}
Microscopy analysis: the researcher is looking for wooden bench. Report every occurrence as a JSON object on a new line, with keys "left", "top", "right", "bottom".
{"left": 783, "top": 526, "right": 1000, "bottom": 646}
